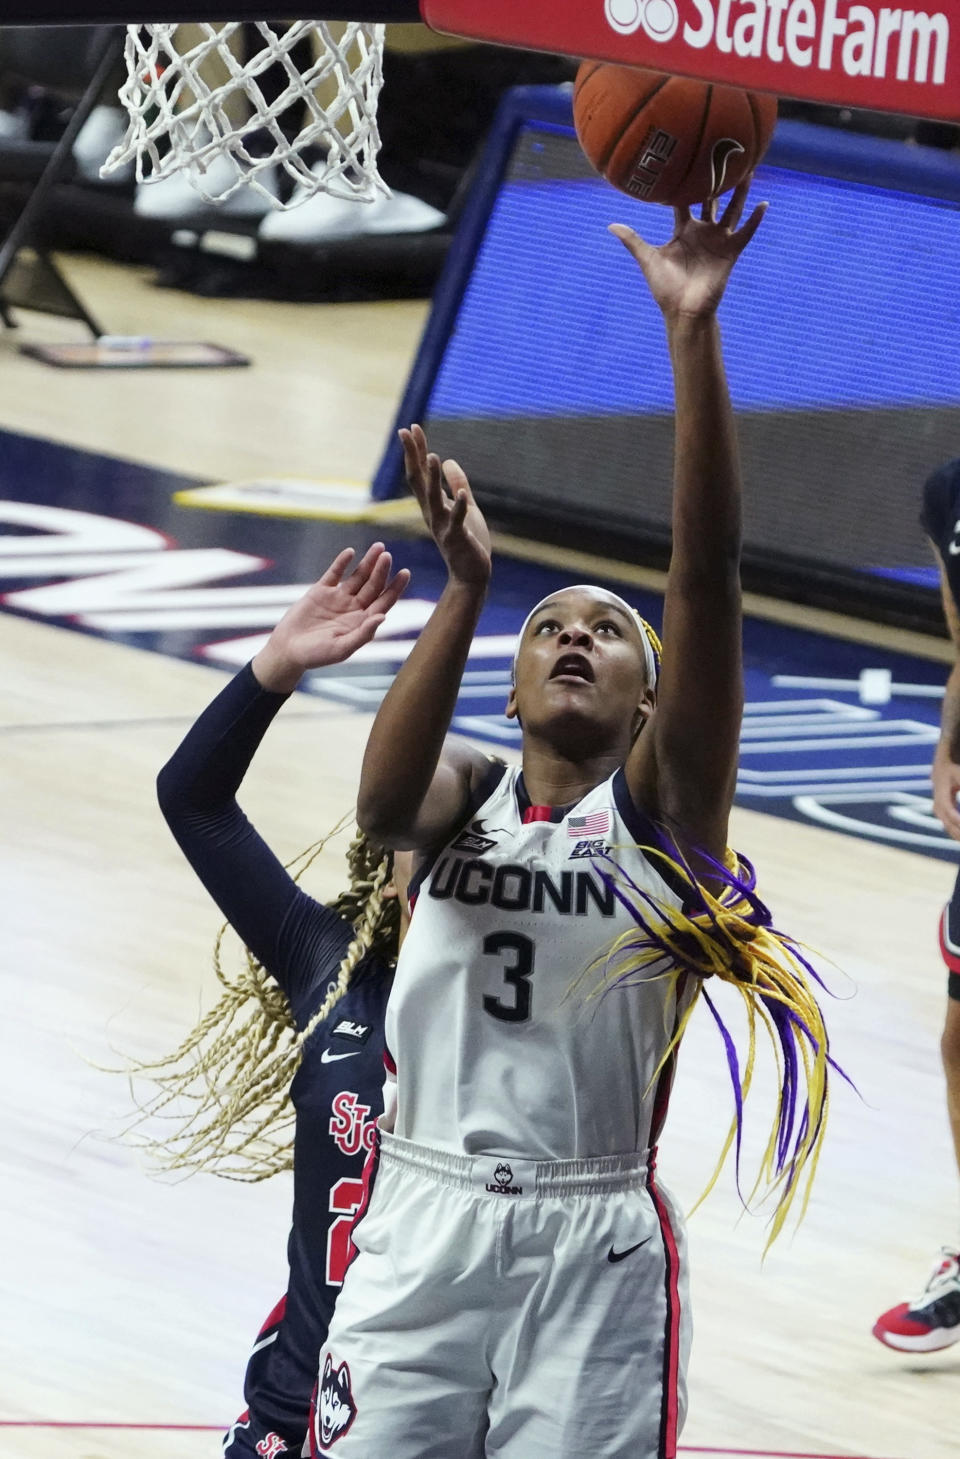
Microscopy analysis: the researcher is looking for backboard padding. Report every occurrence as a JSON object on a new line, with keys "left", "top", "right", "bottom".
{"left": 423, "top": 0, "right": 960, "bottom": 122}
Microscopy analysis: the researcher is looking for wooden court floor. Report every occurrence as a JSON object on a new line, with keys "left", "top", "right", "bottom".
{"left": 1, "top": 255, "right": 958, "bottom": 1459}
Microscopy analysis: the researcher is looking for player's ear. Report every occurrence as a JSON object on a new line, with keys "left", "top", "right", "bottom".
{"left": 630, "top": 689, "right": 655, "bottom": 741}
{"left": 505, "top": 686, "right": 519, "bottom": 721}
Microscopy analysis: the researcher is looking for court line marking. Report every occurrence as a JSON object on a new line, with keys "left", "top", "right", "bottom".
{"left": 0, "top": 1425, "right": 906, "bottom": 1456}
{"left": 0, "top": 708, "right": 339, "bottom": 736}
{"left": 682, "top": 1448, "right": 901, "bottom": 1459}
{"left": 0, "top": 1422, "right": 224, "bottom": 1430}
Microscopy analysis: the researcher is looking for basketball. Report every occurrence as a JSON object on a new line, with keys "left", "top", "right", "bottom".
{"left": 573, "top": 63, "right": 777, "bottom": 208}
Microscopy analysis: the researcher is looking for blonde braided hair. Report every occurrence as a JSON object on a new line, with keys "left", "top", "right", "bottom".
{"left": 118, "top": 823, "right": 399, "bottom": 1182}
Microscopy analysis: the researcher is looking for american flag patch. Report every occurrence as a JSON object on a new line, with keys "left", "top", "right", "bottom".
{"left": 567, "top": 810, "right": 611, "bottom": 837}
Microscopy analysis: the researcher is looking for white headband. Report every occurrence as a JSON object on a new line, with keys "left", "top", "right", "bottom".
{"left": 513, "top": 586, "right": 658, "bottom": 687}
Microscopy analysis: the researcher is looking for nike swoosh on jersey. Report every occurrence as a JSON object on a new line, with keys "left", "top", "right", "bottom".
{"left": 607, "top": 1237, "right": 653, "bottom": 1262}
{"left": 320, "top": 1048, "right": 362, "bottom": 1063}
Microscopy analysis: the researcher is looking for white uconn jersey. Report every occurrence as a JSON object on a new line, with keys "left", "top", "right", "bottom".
{"left": 386, "top": 764, "right": 694, "bottom": 1162}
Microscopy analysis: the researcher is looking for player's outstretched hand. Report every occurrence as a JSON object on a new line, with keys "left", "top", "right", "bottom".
{"left": 609, "top": 175, "right": 766, "bottom": 321}
{"left": 400, "top": 423, "right": 492, "bottom": 589}
{"left": 932, "top": 750, "right": 960, "bottom": 841}
{"left": 252, "top": 543, "right": 410, "bottom": 694}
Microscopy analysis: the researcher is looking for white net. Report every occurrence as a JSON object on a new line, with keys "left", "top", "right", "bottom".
{"left": 102, "top": 21, "right": 388, "bottom": 209}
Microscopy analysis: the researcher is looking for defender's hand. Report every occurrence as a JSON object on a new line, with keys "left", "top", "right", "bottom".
{"left": 400, "top": 423, "right": 492, "bottom": 589}
{"left": 610, "top": 176, "right": 767, "bottom": 322}
{"left": 933, "top": 750, "right": 960, "bottom": 841}
{"left": 253, "top": 543, "right": 410, "bottom": 694}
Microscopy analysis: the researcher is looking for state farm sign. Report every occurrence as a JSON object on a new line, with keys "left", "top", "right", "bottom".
{"left": 422, "top": 0, "right": 960, "bottom": 119}
{"left": 608, "top": 0, "right": 948, "bottom": 85}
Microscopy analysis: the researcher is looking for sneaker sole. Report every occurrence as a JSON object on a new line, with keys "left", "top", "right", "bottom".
{"left": 872, "top": 1320, "right": 960, "bottom": 1352}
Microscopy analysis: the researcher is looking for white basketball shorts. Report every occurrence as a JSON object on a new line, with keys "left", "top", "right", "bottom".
{"left": 309, "top": 1130, "right": 690, "bottom": 1458}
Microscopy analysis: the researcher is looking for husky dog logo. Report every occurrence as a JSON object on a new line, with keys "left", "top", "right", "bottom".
{"left": 710, "top": 137, "right": 745, "bottom": 198}
{"left": 317, "top": 1354, "right": 357, "bottom": 1449}
{"left": 486, "top": 1160, "right": 523, "bottom": 1195}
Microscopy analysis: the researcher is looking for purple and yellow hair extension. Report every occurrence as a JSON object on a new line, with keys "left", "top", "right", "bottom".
{"left": 574, "top": 837, "right": 845, "bottom": 1249}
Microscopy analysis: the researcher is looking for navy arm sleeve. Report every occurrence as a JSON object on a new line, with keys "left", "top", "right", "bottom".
{"left": 920, "top": 458, "right": 960, "bottom": 548}
{"left": 156, "top": 663, "right": 352, "bottom": 1023}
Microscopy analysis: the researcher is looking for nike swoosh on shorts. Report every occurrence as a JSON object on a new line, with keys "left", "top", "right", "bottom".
{"left": 607, "top": 1237, "right": 653, "bottom": 1262}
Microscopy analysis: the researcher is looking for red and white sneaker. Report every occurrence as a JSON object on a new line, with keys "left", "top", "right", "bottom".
{"left": 873, "top": 1247, "right": 960, "bottom": 1352}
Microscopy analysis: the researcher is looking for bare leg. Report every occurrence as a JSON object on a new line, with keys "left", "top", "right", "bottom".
{"left": 873, "top": 959, "right": 960, "bottom": 1350}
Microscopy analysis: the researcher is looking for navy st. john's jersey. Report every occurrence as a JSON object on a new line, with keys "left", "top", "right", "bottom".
{"left": 921, "top": 458, "right": 960, "bottom": 609}
{"left": 257, "top": 967, "right": 391, "bottom": 1441}
{"left": 287, "top": 969, "right": 390, "bottom": 1301}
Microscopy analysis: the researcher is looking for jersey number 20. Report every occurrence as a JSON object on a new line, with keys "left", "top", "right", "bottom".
{"left": 482, "top": 931, "right": 535, "bottom": 1023}
{"left": 326, "top": 1176, "right": 365, "bottom": 1286}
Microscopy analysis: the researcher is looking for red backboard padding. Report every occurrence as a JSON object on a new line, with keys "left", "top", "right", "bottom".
{"left": 422, "top": 0, "right": 960, "bottom": 121}
{"left": 7, "top": 0, "right": 956, "bottom": 123}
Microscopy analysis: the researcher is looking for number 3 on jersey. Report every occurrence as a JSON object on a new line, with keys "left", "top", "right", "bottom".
{"left": 482, "top": 931, "right": 535, "bottom": 1023}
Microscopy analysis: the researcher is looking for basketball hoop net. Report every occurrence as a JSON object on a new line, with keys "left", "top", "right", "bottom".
{"left": 102, "top": 21, "right": 388, "bottom": 208}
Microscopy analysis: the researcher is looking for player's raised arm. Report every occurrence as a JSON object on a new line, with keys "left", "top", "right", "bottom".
{"left": 357, "top": 424, "right": 494, "bottom": 851}
{"left": 611, "top": 178, "right": 766, "bottom": 867}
